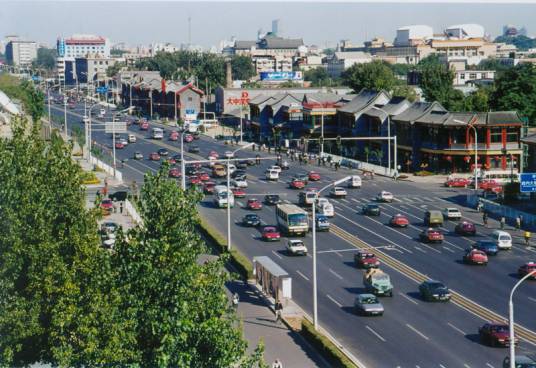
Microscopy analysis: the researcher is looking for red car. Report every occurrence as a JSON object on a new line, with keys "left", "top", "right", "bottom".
{"left": 261, "top": 226, "right": 281, "bottom": 241}
{"left": 189, "top": 175, "right": 201, "bottom": 185}
{"left": 479, "top": 323, "right": 518, "bottom": 347}
{"left": 308, "top": 171, "right": 321, "bottom": 181}
{"left": 390, "top": 214, "right": 409, "bottom": 227}
{"left": 192, "top": 162, "right": 202, "bottom": 170}
{"left": 444, "top": 177, "right": 470, "bottom": 188}
{"left": 198, "top": 172, "right": 210, "bottom": 181}
{"left": 168, "top": 168, "right": 181, "bottom": 178}
{"left": 100, "top": 199, "right": 114, "bottom": 213}
{"left": 419, "top": 228, "right": 444, "bottom": 243}
{"left": 478, "top": 179, "right": 499, "bottom": 190}
{"left": 149, "top": 152, "right": 161, "bottom": 161}
{"left": 140, "top": 122, "right": 149, "bottom": 131}
{"left": 203, "top": 181, "right": 216, "bottom": 194}
{"left": 247, "top": 198, "right": 262, "bottom": 210}
{"left": 289, "top": 179, "right": 306, "bottom": 189}
{"left": 184, "top": 134, "right": 194, "bottom": 143}
{"left": 169, "top": 131, "right": 179, "bottom": 141}
{"left": 463, "top": 249, "right": 488, "bottom": 265}
{"left": 354, "top": 251, "right": 380, "bottom": 269}
{"left": 455, "top": 221, "right": 476, "bottom": 236}
{"left": 231, "top": 187, "right": 246, "bottom": 198}
{"left": 166, "top": 158, "right": 177, "bottom": 165}
{"left": 518, "top": 262, "right": 536, "bottom": 279}
{"left": 115, "top": 142, "right": 125, "bottom": 149}
{"left": 209, "top": 150, "right": 219, "bottom": 159}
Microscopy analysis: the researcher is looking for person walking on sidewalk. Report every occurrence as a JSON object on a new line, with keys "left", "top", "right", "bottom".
{"left": 500, "top": 216, "right": 506, "bottom": 230}
{"left": 274, "top": 300, "right": 283, "bottom": 324}
{"left": 272, "top": 359, "right": 283, "bottom": 368}
{"left": 482, "top": 211, "right": 488, "bottom": 227}
{"left": 232, "top": 292, "right": 239, "bottom": 309}
{"left": 255, "top": 154, "right": 261, "bottom": 165}
{"left": 516, "top": 215, "right": 521, "bottom": 230}
{"left": 524, "top": 230, "right": 531, "bottom": 247}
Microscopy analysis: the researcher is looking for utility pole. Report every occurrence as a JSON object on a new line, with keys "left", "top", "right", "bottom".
{"left": 188, "top": 16, "right": 192, "bottom": 47}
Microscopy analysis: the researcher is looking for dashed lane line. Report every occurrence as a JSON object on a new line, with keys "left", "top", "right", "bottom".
{"left": 328, "top": 268, "right": 343, "bottom": 280}
{"left": 447, "top": 322, "right": 466, "bottom": 335}
{"left": 365, "top": 326, "right": 386, "bottom": 342}
{"left": 296, "top": 270, "right": 310, "bottom": 281}
{"left": 271, "top": 250, "right": 282, "bottom": 260}
{"left": 398, "top": 292, "right": 419, "bottom": 305}
{"left": 326, "top": 294, "right": 343, "bottom": 308}
{"left": 406, "top": 323, "right": 430, "bottom": 341}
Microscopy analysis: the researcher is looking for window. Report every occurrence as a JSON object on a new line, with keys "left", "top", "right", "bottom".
{"left": 507, "top": 127, "right": 518, "bottom": 143}
{"left": 469, "top": 73, "right": 477, "bottom": 79}
{"left": 188, "top": 97, "right": 193, "bottom": 101}
{"left": 490, "top": 128, "right": 502, "bottom": 143}
{"left": 460, "top": 73, "right": 465, "bottom": 80}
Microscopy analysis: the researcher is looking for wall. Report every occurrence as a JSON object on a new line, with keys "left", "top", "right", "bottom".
{"left": 324, "top": 152, "right": 395, "bottom": 177}
{"left": 89, "top": 155, "right": 123, "bottom": 182}
{"left": 125, "top": 199, "right": 143, "bottom": 225}
{"left": 467, "top": 194, "right": 536, "bottom": 229}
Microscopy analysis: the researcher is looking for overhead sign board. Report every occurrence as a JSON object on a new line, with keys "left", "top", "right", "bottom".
{"left": 259, "top": 71, "right": 303, "bottom": 81}
{"left": 520, "top": 173, "right": 536, "bottom": 193}
{"left": 96, "top": 86, "right": 108, "bottom": 94}
{"left": 105, "top": 121, "right": 127, "bottom": 134}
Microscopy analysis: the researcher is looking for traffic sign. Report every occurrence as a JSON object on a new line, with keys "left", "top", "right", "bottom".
{"left": 520, "top": 173, "right": 536, "bottom": 193}
{"left": 105, "top": 121, "right": 127, "bottom": 134}
{"left": 96, "top": 86, "right": 108, "bottom": 94}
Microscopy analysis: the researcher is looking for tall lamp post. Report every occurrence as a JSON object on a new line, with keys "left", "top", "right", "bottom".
{"left": 312, "top": 176, "right": 352, "bottom": 330}
{"left": 455, "top": 119, "right": 478, "bottom": 191}
{"left": 508, "top": 270, "right": 536, "bottom": 368}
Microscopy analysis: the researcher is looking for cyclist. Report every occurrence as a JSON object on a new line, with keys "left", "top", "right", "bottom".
{"left": 524, "top": 231, "right": 531, "bottom": 247}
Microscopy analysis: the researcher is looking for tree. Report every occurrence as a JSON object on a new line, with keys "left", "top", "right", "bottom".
{"left": 231, "top": 55, "right": 255, "bottom": 80}
{"left": 279, "top": 81, "right": 302, "bottom": 88}
{"left": 0, "top": 74, "right": 44, "bottom": 121}
{"left": 494, "top": 35, "right": 536, "bottom": 51}
{"left": 392, "top": 84, "right": 418, "bottom": 102}
{"left": 342, "top": 61, "right": 397, "bottom": 92}
{"left": 106, "top": 61, "right": 126, "bottom": 78}
{"left": 491, "top": 63, "right": 536, "bottom": 126}
{"left": 304, "top": 67, "right": 331, "bottom": 87}
{"left": 388, "top": 63, "right": 412, "bottom": 77}
{"left": 463, "top": 87, "right": 492, "bottom": 112}
{"left": 33, "top": 47, "right": 56, "bottom": 70}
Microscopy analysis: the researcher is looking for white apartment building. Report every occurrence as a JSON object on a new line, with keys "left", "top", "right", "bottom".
{"left": 151, "top": 42, "right": 179, "bottom": 55}
{"left": 5, "top": 40, "right": 37, "bottom": 66}
{"left": 327, "top": 51, "right": 372, "bottom": 78}
{"left": 57, "top": 34, "right": 110, "bottom": 59}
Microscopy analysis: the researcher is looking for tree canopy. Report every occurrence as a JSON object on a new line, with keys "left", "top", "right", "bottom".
{"left": 416, "top": 55, "right": 464, "bottom": 110}
{"left": 0, "top": 74, "right": 44, "bottom": 121}
{"left": 231, "top": 55, "right": 256, "bottom": 81}
{"left": 494, "top": 35, "right": 536, "bottom": 51}
{"left": 32, "top": 47, "right": 56, "bottom": 70}
{"left": 342, "top": 60, "right": 397, "bottom": 92}
{"left": 303, "top": 67, "right": 341, "bottom": 87}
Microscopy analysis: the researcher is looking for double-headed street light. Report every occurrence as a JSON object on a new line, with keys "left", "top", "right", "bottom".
{"left": 312, "top": 176, "right": 352, "bottom": 330}
{"left": 508, "top": 270, "right": 536, "bottom": 368}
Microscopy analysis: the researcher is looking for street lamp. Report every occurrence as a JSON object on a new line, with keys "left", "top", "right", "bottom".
{"left": 312, "top": 176, "right": 352, "bottom": 330}
{"left": 508, "top": 270, "right": 536, "bottom": 368}
{"left": 455, "top": 119, "right": 478, "bottom": 192}
{"left": 111, "top": 107, "right": 135, "bottom": 176}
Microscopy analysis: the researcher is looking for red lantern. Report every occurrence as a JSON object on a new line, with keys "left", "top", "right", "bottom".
{"left": 445, "top": 155, "right": 452, "bottom": 162}
{"left": 494, "top": 155, "right": 500, "bottom": 161}
{"left": 464, "top": 156, "right": 471, "bottom": 163}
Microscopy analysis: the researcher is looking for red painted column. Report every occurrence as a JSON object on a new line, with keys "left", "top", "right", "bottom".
{"left": 501, "top": 156, "right": 507, "bottom": 170}
{"left": 486, "top": 128, "right": 491, "bottom": 148}
{"left": 501, "top": 128, "right": 507, "bottom": 149}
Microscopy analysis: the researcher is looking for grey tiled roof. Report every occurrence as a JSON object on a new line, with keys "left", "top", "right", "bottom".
{"left": 337, "top": 89, "right": 388, "bottom": 114}
{"left": 391, "top": 101, "right": 447, "bottom": 123}
{"left": 487, "top": 111, "right": 523, "bottom": 125}
{"left": 303, "top": 93, "right": 346, "bottom": 104}
{"left": 521, "top": 134, "right": 536, "bottom": 145}
{"left": 259, "top": 37, "right": 304, "bottom": 49}
{"left": 269, "top": 93, "right": 303, "bottom": 111}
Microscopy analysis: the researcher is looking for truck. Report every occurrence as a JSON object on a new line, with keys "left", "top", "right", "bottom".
{"left": 363, "top": 268, "right": 393, "bottom": 297}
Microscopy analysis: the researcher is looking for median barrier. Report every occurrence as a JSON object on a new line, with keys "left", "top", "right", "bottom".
{"left": 89, "top": 156, "right": 123, "bottom": 182}
{"left": 467, "top": 194, "right": 536, "bottom": 229}
{"left": 323, "top": 153, "right": 394, "bottom": 177}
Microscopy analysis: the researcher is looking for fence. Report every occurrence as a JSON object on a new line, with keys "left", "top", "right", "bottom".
{"left": 324, "top": 153, "right": 395, "bottom": 177}
{"left": 467, "top": 194, "right": 536, "bottom": 229}
{"left": 125, "top": 199, "right": 143, "bottom": 225}
{"left": 89, "top": 155, "right": 123, "bottom": 182}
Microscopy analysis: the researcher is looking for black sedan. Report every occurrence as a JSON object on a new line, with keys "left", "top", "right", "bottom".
{"left": 242, "top": 214, "right": 261, "bottom": 227}
{"left": 264, "top": 194, "right": 281, "bottom": 205}
{"left": 236, "top": 160, "right": 249, "bottom": 170}
{"left": 231, "top": 170, "right": 247, "bottom": 179}
{"left": 189, "top": 145, "right": 200, "bottom": 153}
{"left": 158, "top": 148, "right": 169, "bottom": 156}
{"left": 362, "top": 203, "right": 381, "bottom": 216}
{"left": 418, "top": 280, "right": 451, "bottom": 302}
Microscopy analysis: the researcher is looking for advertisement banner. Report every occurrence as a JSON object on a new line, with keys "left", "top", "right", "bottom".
{"left": 259, "top": 71, "right": 303, "bottom": 81}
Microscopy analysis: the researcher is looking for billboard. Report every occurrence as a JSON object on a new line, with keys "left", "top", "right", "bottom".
{"left": 520, "top": 173, "right": 536, "bottom": 193}
{"left": 259, "top": 71, "right": 303, "bottom": 81}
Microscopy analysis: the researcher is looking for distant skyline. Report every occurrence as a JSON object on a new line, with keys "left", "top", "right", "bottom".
{"left": 1, "top": 1, "right": 535, "bottom": 49}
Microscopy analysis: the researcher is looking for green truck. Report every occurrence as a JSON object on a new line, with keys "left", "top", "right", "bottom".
{"left": 363, "top": 269, "right": 393, "bottom": 297}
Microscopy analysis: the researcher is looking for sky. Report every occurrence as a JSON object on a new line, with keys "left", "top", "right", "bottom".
{"left": 1, "top": 1, "right": 535, "bottom": 49}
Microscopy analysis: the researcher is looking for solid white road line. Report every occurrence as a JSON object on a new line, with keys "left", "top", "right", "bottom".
{"left": 464, "top": 364, "right": 471, "bottom": 368}
{"left": 414, "top": 246, "right": 427, "bottom": 253}
{"left": 486, "top": 363, "right": 495, "bottom": 368}
{"left": 406, "top": 323, "right": 430, "bottom": 340}
{"left": 365, "top": 325, "right": 386, "bottom": 342}
{"left": 341, "top": 198, "right": 350, "bottom": 203}
{"left": 329, "top": 268, "right": 343, "bottom": 280}
{"left": 398, "top": 292, "right": 419, "bottom": 305}
{"left": 528, "top": 297, "right": 536, "bottom": 303}
{"left": 447, "top": 322, "right": 466, "bottom": 335}
{"left": 439, "top": 364, "right": 447, "bottom": 368}
{"left": 444, "top": 247, "right": 456, "bottom": 253}
{"left": 296, "top": 270, "right": 310, "bottom": 281}
{"left": 317, "top": 248, "right": 357, "bottom": 254}
{"left": 271, "top": 250, "right": 282, "bottom": 259}
{"left": 326, "top": 294, "right": 343, "bottom": 308}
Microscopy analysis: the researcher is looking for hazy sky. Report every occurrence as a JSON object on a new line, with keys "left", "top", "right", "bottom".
{"left": 1, "top": 1, "right": 535, "bottom": 49}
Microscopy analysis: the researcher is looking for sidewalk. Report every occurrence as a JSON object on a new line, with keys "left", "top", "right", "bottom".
{"left": 226, "top": 280, "right": 329, "bottom": 368}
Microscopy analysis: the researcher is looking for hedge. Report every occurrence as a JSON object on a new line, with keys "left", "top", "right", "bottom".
{"left": 197, "top": 217, "right": 253, "bottom": 280}
{"left": 80, "top": 171, "right": 100, "bottom": 185}
{"left": 301, "top": 319, "right": 358, "bottom": 368}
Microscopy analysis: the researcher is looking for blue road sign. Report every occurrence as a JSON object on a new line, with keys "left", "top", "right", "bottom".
{"left": 96, "top": 86, "right": 108, "bottom": 94}
{"left": 520, "top": 173, "right": 536, "bottom": 193}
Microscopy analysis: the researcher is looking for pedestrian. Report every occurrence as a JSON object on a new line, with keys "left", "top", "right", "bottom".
{"left": 335, "top": 161, "right": 340, "bottom": 171}
{"left": 371, "top": 169, "right": 375, "bottom": 180}
{"left": 268, "top": 146, "right": 271, "bottom": 153}
{"left": 275, "top": 301, "right": 283, "bottom": 324}
{"left": 520, "top": 214, "right": 524, "bottom": 229}
{"left": 482, "top": 211, "right": 488, "bottom": 227}
{"left": 272, "top": 359, "right": 283, "bottom": 368}
{"left": 516, "top": 215, "right": 521, "bottom": 230}
{"left": 119, "top": 201, "right": 123, "bottom": 214}
{"left": 524, "top": 230, "right": 531, "bottom": 247}
{"left": 256, "top": 154, "right": 261, "bottom": 165}
{"left": 500, "top": 216, "right": 506, "bottom": 230}
{"left": 232, "top": 292, "right": 239, "bottom": 309}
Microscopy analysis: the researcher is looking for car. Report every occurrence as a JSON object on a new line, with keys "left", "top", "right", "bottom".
{"left": 165, "top": 157, "right": 177, "bottom": 165}
{"left": 236, "top": 160, "right": 248, "bottom": 170}
{"left": 119, "top": 137, "right": 129, "bottom": 146}
{"left": 473, "top": 240, "right": 499, "bottom": 256}
{"left": 376, "top": 191, "right": 394, "bottom": 202}
{"left": 261, "top": 226, "right": 281, "bottom": 241}
{"left": 224, "top": 151, "right": 234, "bottom": 158}
{"left": 264, "top": 194, "right": 280, "bottom": 205}
{"left": 502, "top": 355, "right": 536, "bottom": 368}
{"left": 269, "top": 165, "right": 282, "bottom": 173}
{"left": 354, "top": 251, "right": 380, "bottom": 269}
{"left": 185, "top": 166, "right": 200, "bottom": 176}
{"left": 242, "top": 214, "right": 261, "bottom": 227}
{"left": 149, "top": 152, "right": 161, "bottom": 161}
{"left": 198, "top": 172, "right": 210, "bottom": 181}
{"left": 99, "top": 108, "right": 106, "bottom": 116}
{"left": 295, "top": 174, "right": 309, "bottom": 184}
{"left": 231, "top": 187, "right": 246, "bottom": 198}
{"left": 168, "top": 168, "right": 181, "bottom": 178}
{"left": 479, "top": 323, "right": 518, "bottom": 347}
{"left": 390, "top": 214, "right": 409, "bottom": 227}
{"left": 109, "top": 191, "right": 128, "bottom": 202}
{"left": 354, "top": 294, "right": 384, "bottom": 316}
{"left": 208, "top": 150, "right": 219, "bottom": 159}
{"left": 233, "top": 173, "right": 247, "bottom": 182}
{"left": 101, "top": 221, "right": 119, "bottom": 234}
{"left": 140, "top": 121, "right": 149, "bottom": 131}
{"left": 348, "top": 175, "right": 362, "bottom": 188}
{"left": 517, "top": 262, "right": 536, "bottom": 279}
{"left": 231, "top": 178, "right": 248, "bottom": 188}
{"left": 246, "top": 159, "right": 256, "bottom": 166}
{"left": 134, "top": 151, "right": 143, "bottom": 160}
{"left": 115, "top": 141, "right": 125, "bottom": 149}
{"left": 419, "top": 228, "right": 444, "bottom": 243}
{"left": 203, "top": 181, "right": 216, "bottom": 194}
{"left": 128, "top": 134, "right": 137, "bottom": 143}
{"left": 192, "top": 162, "right": 202, "bottom": 170}
{"left": 478, "top": 179, "right": 500, "bottom": 190}
{"left": 308, "top": 171, "right": 321, "bottom": 181}
{"left": 184, "top": 134, "right": 194, "bottom": 143}
{"left": 82, "top": 115, "right": 90, "bottom": 124}
{"left": 266, "top": 170, "right": 279, "bottom": 181}
{"left": 169, "top": 131, "right": 179, "bottom": 141}
{"left": 100, "top": 199, "right": 114, "bottom": 213}
{"left": 463, "top": 249, "right": 488, "bottom": 265}
{"left": 189, "top": 175, "right": 202, "bottom": 185}
{"left": 455, "top": 221, "right": 476, "bottom": 236}
{"left": 157, "top": 148, "right": 169, "bottom": 156}
{"left": 330, "top": 186, "right": 347, "bottom": 198}
{"left": 192, "top": 131, "right": 200, "bottom": 139}
{"left": 286, "top": 239, "right": 308, "bottom": 255}
{"left": 281, "top": 161, "right": 290, "bottom": 170}
{"left": 443, "top": 207, "right": 462, "bottom": 220}
{"left": 231, "top": 169, "right": 246, "bottom": 179}
{"left": 491, "top": 230, "right": 513, "bottom": 250}
{"left": 362, "top": 203, "right": 380, "bottom": 216}
{"left": 289, "top": 179, "right": 306, "bottom": 189}
{"left": 444, "top": 177, "right": 471, "bottom": 188}
{"left": 315, "top": 214, "right": 330, "bottom": 231}
{"left": 418, "top": 280, "right": 451, "bottom": 302}
{"left": 247, "top": 198, "right": 262, "bottom": 210}
{"left": 188, "top": 145, "right": 200, "bottom": 153}
{"left": 424, "top": 210, "right": 444, "bottom": 227}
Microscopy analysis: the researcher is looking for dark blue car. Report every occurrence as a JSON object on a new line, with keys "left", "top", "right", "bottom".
{"left": 473, "top": 241, "right": 499, "bottom": 256}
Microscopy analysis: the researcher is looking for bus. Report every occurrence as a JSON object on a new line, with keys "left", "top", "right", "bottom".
{"left": 481, "top": 170, "right": 519, "bottom": 184}
{"left": 276, "top": 204, "right": 309, "bottom": 236}
{"left": 152, "top": 127, "right": 164, "bottom": 139}
{"left": 214, "top": 185, "right": 234, "bottom": 208}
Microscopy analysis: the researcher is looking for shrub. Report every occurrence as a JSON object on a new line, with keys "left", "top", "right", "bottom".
{"left": 80, "top": 171, "right": 100, "bottom": 185}
{"left": 414, "top": 170, "right": 434, "bottom": 176}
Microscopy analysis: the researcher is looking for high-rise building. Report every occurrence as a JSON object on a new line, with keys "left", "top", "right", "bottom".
{"left": 57, "top": 34, "right": 110, "bottom": 58}
{"left": 5, "top": 38, "right": 37, "bottom": 66}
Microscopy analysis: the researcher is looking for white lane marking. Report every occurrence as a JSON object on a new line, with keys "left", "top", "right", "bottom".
{"left": 529, "top": 297, "right": 536, "bottom": 303}
{"left": 382, "top": 203, "right": 421, "bottom": 221}
{"left": 420, "top": 243, "right": 442, "bottom": 254}
{"left": 351, "top": 198, "right": 361, "bottom": 204}
{"left": 486, "top": 363, "right": 495, "bottom": 368}
{"left": 444, "top": 247, "right": 455, "bottom": 253}
{"left": 326, "top": 294, "right": 343, "bottom": 308}
{"left": 439, "top": 364, "right": 447, "bottom": 368}
{"left": 464, "top": 364, "right": 471, "bottom": 368}
{"left": 296, "top": 270, "right": 310, "bottom": 281}
{"left": 317, "top": 248, "right": 357, "bottom": 254}
{"left": 366, "top": 325, "right": 386, "bottom": 342}
{"left": 400, "top": 205, "right": 409, "bottom": 209}
{"left": 250, "top": 233, "right": 257, "bottom": 239}
{"left": 443, "top": 240, "right": 464, "bottom": 251}
{"left": 414, "top": 246, "right": 427, "bottom": 253}
{"left": 334, "top": 251, "right": 343, "bottom": 258}
{"left": 271, "top": 250, "right": 282, "bottom": 259}
{"left": 329, "top": 268, "right": 343, "bottom": 280}
{"left": 398, "top": 292, "right": 419, "bottom": 305}
{"left": 237, "top": 201, "right": 244, "bottom": 207}
{"left": 341, "top": 198, "right": 350, "bottom": 203}
{"left": 406, "top": 323, "right": 430, "bottom": 340}
{"left": 447, "top": 322, "right": 466, "bottom": 335}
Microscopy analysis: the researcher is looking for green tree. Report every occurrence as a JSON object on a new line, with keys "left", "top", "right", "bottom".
{"left": 231, "top": 55, "right": 255, "bottom": 80}
{"left": 303, "top": 67, "right": 333, "bottom": 87}
{"left": 342, "top": 60, "right": 397, "bottom": 92}
{"left": 490, "top": 63, "right": 536, "bottom": 126}
{"left": 32, "top": 47, "right": 56, "bottom": 70}
{"left": 392, "top": 84, "right": 418, "bottom": 102}
{"left": 463, "top": 87, "right": 491, "bottom": 112}
{"left": 279, "top": 81, "right": 302, "bottom": 88}
{"left": 388, "top": 63, "right": 412, "bottom": 77}
{"left": 106, "top": 61, "right": 126, "bottom": 78}
{"left": 0, "top": 74, "right": 44, "bottom": 121}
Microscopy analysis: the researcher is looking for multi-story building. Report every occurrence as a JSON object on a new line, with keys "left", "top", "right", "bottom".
{"left": 57, "top": 34, "right": 110, "bottom": 83}
{"left": 326, "top": 51, "right": 372, "bottom": 78}
{"left": 5, "top": 39, "right": 37, "bottom": 67}
{"left": 74, "top": 53, "right": 121, "bottom": 84}
{"left": 150, "top": 42, "right": 179, "bottom": 55}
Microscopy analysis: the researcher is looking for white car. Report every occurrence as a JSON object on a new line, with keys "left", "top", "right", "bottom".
{"left": 286, "top": 239, "right": 308, "bottom": 256}
{"left": 266, "top": 170, "right": 279, "bottom": 181}
{"left": 318, "top": 202, "right": 334, "bottom": 217}
{"left": 269, "top": 165, "right": 282, "bottom": 173}
{"left": 128, "top": 134, "right": 137, "bottom": 143}
{"left": 82, "top": 115, "right": 89, "bottom": 124}
{"left": 224, "top": 151, "right": 234, "bottom": 159}
{"left": 376, "top": 191, "right": 394, "bottom": 202}
{"left": 330, "top": 186, "right": 347, "bottom": 198}
{"left": 348, "top": 175, "right": 362, "bottom": 188}
{"left": 99, "top": 108, "right": 106, "bottom": 117}
{"left": 316, "top": 197, "right": 330, "bottom": 208}
{"left": 228, "top": 164, "right": 237, "bottom": 174}
{"left": 231, "top": 179, "right": 248, "bottom": 188}
{"left": 119, "top": 138, "right": 128, "bottom": 146}
{"left": 443, "top": 207, "right": 462, "bottom": 220}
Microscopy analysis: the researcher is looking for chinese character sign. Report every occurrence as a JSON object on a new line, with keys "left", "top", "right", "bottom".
{"left": 520, "top": 173, "right": 536, "bottom": 193}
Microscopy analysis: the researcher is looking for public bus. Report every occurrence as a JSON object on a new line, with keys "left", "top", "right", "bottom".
{"left": 276, "top": 204, "right": 309, "bottom": 236}
{"left": 481, "top": 170, "right": 519, "bottom": 184}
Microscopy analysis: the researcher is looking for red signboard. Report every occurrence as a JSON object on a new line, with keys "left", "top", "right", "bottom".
{"left": 227, "top": 91, "right": 250, "bottom": 106}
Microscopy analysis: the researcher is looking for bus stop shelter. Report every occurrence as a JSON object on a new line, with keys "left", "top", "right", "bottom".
{"left": 253, "top": 256, "right": 292, "bottom": 302}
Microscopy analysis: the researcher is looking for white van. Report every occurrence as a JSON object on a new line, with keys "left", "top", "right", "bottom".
{"left": 318, "top": 201, "right": 334, "bottom": 217}
{"left": 348, "top": 175, "right": 362, "bottom": 188}
{"left": 266, "top": 170, "right": 279, "bottom": 181}
{"left": 491, "top": 230, "right": 512, "bottom": 250}
{"left": 152, "top": 128, "right": 164, "bottom": 140}
{"left": 214, "top": 185, "right": 234, "bottom": 208}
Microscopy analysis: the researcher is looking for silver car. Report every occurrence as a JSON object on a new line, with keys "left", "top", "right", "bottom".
{"left": 354, "top": 293, "right": 384, "bottom": 316}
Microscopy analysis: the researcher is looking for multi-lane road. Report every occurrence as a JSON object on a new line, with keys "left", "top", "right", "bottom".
{"left": 48, "top": 98, "right": 536, "bottom": 368}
